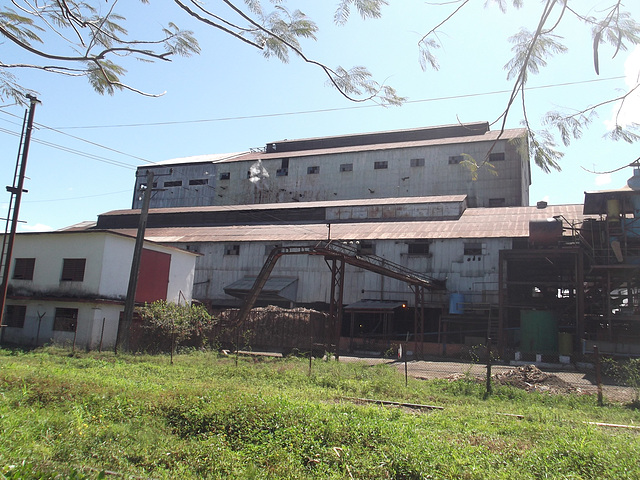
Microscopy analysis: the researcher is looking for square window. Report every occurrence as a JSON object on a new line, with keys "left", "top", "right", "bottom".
{"left": 408, "top": 241, "right": 430, "bottom": 255}
{"left": 4, "top": 305, "right": 26, "bottom": 328}
{"left": 410, "top": 158, "right": 425, "bottom": 167}
{"left": 219, "top": 172, "right": 231, "bottom": 180}
{"left": 307, "top": 166, "right": 320, "bottom": 175}
{"left": 449, "top": 155, "right": 464, "bottom": 165}
{"left": 13, "top": 258, "right": 35, "bottom": 280}
{"left": 61, "top": 258, "right": 86, "bottom": 282}
{"left": 53, "top": 307, "right": 78, "bottom": 332}
{"left": 357, "top": 241, "right": 375, "bottom": 255}
{"left": 189, "top": 179, "right": 208, "bottom": 185}
{"left": 225, "top": 244, "right": 240, "bottom": 256}
{"left": 489, "top": 152, "right": 505, "bottom": 162}
{"left": 163, "top": 180, "right": 182, "bottom": 187}
{"left": 374, "top": 161, "right": 388, "bottom": 170}
{"left": 340, "top": 163, "right": 353, "bottom": 172}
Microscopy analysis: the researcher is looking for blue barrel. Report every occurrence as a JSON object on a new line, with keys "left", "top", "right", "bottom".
{"left": 449, "top": 293, "right": 464, "bottom": 315}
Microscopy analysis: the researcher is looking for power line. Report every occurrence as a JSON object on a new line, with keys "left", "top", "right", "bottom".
{"left": 52, "top": 76, "right": 626, "bottom": 130}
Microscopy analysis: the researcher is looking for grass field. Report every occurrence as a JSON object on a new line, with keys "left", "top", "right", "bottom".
{"left": 0, "top": 347, "right": 639, "bottom": 479}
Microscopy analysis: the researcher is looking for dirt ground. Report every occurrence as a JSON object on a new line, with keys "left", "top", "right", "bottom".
{"left": 340, "top": 356, "right": 637, "bottom": 403}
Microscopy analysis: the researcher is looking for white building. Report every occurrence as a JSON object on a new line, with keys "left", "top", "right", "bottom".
{"left": 1, "top": 230, "right": 198, "bottom": 350}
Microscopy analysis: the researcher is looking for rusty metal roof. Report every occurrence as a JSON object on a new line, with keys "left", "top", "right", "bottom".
{"left": 105, "top": 203, "right": 590, "bottom": 243}
{"left": 99, "top": 195, "right": 468, "bottom": 217}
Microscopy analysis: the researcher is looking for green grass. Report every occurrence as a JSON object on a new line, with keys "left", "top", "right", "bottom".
{"left": 0, "top": 347, "right": 639, "bottom": 479}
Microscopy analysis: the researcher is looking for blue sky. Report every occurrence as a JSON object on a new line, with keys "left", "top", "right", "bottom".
{"left": 1, "top": 1, "right": 639, "bottom": 231}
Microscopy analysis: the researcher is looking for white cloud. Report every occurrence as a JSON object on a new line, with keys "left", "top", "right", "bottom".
{"left": 19, "top": 223, "right": 54, "bottom": 232}
{"left": 606, "top": 45, "right": 640, "bottom": 128}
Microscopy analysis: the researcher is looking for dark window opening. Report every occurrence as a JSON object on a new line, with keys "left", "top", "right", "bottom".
{"left": 357, "top": 241, "right": 375, "bottom": 255}
{"left": 489, "top": 152, "right": 505, "bottom": 162}
{"left": 307, "top": 166, "right": 320, "bottom": 175}
{"left": 340, "top": 163, "right": 353, "bottom": 172}
{"left": 189, "top": 179, "right": 208, "bottom": 185}
{"left": 410, "top": 158, "right": 425, "bottom": 167}
{"left": 374, "top": 161, "right": 388, "bottom": 170}
{"left": 4, "top": 305, "right": 26, "bottom": 328}
{"left": 408, "top": 241, "right": 430, "bottom": 255}
{"left": 220, "top": 172, "right": 231, "bottom": 180}
{"left": 13, "top": 258, "right": 35, "bottom": 280}
{"left": 53, "top": 307, "right": 77, "bottom": 332}
{"left": 464, "top": 242, "right": 483, "bottom": 256}
{"left": 225, "top": 244, "right": 240, "bottom": 256}
{"left": 449, "top": 155, "right": 464, "bottom": 165}
{"left": 61, "top": 258, "right": 86, "bottom": 282}
{"left": 163, "top": 180, "right": 182, "bottom": 187}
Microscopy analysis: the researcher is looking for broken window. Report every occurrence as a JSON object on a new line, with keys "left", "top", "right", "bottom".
{"left": 448, "top": 155, "right": 464, "bottom": 165}
{"left": 408, "top": 241, "right": 430, "bottom": 255}
{"left": 340, "top": 163, "right": 353, "bottom": 172}
{"left": 277, "top": 158, "right": 289, "bottom": 177}
{"left": 189, "top": 179, "right": 209, "bottom": 185}
{"left": 219, "top": 172, "right": 230, "bottom": 180}
{"left": 163, "top": 180, "right": 182, "bottom": 187}
{"left": 61, "top": 258, "right": 86, "bottom": 282}
{"left": 13, "top": 258, "right": 35, "bottom": 280}
{"left": 53, "top": 307, "right": 78, "bottom": 332}
{"left": 307, "top": 166, "right": 320, "bottom": 174}
{"left": 464, "top": 242, "right": 483, "bottom": 256}
{"left": 225, "top": 244, "right": 240, "bottom": 256}
{"left": 410, "top": 158, "right": 425, "bottom": 167}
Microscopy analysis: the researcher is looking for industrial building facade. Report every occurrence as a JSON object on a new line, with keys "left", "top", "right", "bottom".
{"left": 88, "top": 122, "right": 640, "bottom": 357}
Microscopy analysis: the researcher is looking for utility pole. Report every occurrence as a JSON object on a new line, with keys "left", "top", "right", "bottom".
{"left": 116, "top": 170, "right": 154, "bottom": 353}
{"left": 0, "top": 95, "right": 39, "bottom": 338}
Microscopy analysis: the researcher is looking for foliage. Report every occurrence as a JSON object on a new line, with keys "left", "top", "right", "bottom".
{"left": 0, "top": 0, "right": 402, "bottom": 106}
{"left": 1, "top": 348, "right": 639, "bottom": 479}
{"left": 418, "top": 0, "right": 640, "bottom": 172}
{"left": 137, "top": 300, "right": 214, "bottom": 352}
{"left": 602, "top": 357, "right": 640, "bottom": 404}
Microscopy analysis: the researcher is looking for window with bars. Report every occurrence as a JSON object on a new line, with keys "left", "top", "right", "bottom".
{"left": 4, "top": 305, "right": 26, "bottom": 328}
{"left": 374, "top": 161, "right": 388, "bottom": 170}
{"left": 53, "top": 307, "right": 78, "bottom": 332}
{"left": 61, "top": 258, "right": 86, "bottom": 281}
{"left": 12, "top": 258, "right": 35, "bottom": 280}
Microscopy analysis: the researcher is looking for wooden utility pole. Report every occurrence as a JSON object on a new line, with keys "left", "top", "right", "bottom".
{"left": 116, "top": 170, "right": 154, "bottom": 353}
{"left": 0, "top": 95, "right": 39, "bottom": 337}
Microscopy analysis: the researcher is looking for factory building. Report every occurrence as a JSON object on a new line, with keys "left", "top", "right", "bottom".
{"left": 80, "top": 122, "right": 640, "bottom": 357}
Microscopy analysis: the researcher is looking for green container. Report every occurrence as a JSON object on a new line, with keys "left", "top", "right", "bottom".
{"left": 558, "top": 332, "right": 573, "bottom": 356}
{"left": 520, "top": 310, "right": 558, "bottom": 354}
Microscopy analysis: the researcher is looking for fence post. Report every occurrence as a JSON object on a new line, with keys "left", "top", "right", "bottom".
{"left": 594, "top": 345, "right": 603, "bottom": 406}
{"left": 403, "top": 344, "right": 408, "bottom": 387}
{"left": 486, "top": 338, "right": 492, "bottom": 396}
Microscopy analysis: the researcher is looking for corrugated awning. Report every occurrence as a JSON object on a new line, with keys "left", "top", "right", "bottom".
{"left": 224, "top": 276, "right": 298, "bottom": 302}
{"left": 345, "top": 299, "right": 407, "bottom": 313}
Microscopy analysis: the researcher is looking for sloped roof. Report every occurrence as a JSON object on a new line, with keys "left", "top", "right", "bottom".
{"left": 104, "top": 204, "right": 589, "bottom": 243}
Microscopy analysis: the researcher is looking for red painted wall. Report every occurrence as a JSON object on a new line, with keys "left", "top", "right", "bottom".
{"left": 135, "top": 248, "right": 170, "bottom": 303}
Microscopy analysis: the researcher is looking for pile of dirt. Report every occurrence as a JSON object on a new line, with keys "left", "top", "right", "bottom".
{"left": 493, "top": 365, "right": 577, "bottom": 394}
